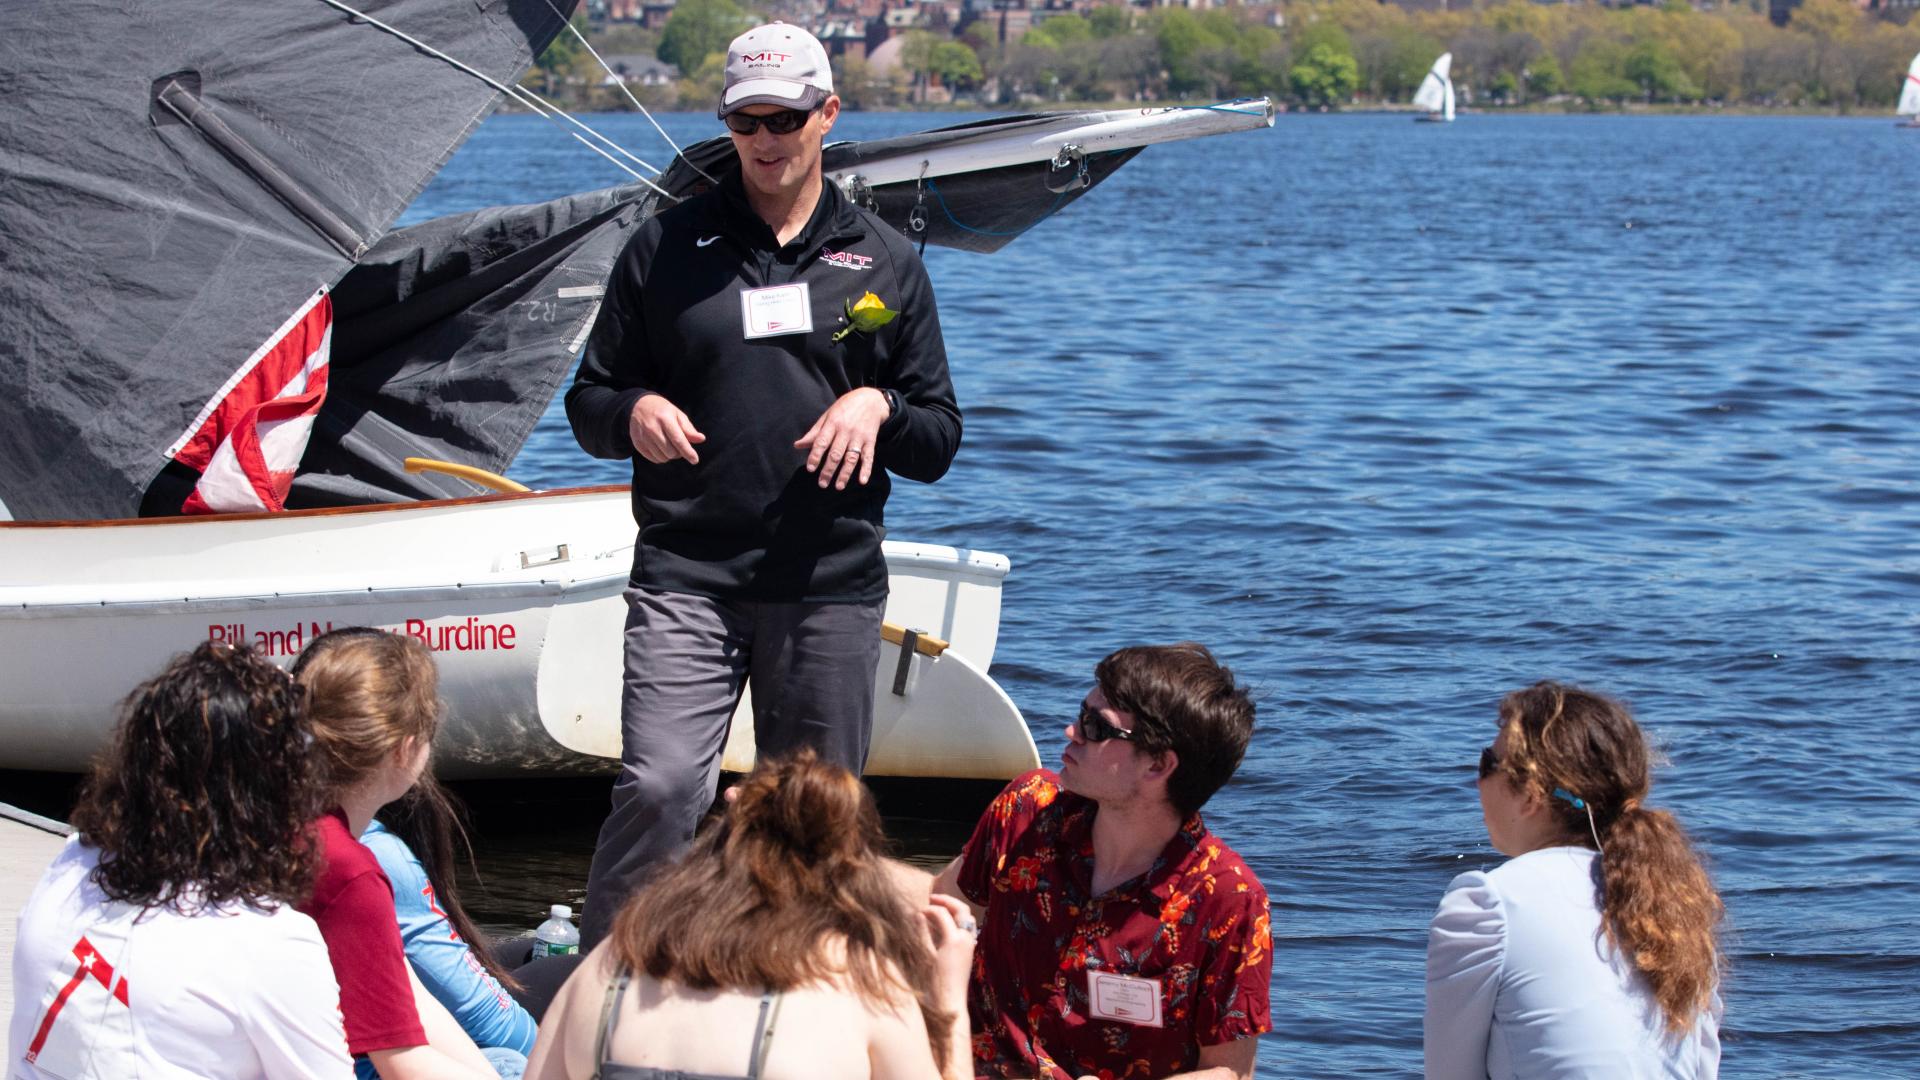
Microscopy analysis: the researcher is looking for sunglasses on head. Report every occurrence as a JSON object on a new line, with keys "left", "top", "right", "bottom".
{"left": 1076, "top": 701, "right": 1137, "bottom": 743}
{"left": 722, "top": 107, "right": 816, "bottom": 136}
{"left": 1477, "top": 744, "right": 1501, "bottom": 781}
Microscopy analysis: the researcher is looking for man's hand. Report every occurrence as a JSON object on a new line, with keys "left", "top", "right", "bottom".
{"left": 628, "top": 393, "right": 704, "bottom": 465}
{"left": 794, "top": 387, "right": 889, "bottom": 490}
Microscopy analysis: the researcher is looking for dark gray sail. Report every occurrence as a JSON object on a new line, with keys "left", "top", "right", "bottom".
{"left": 0, "top": 0, "right": 577, "bottom": 521}
{"left": 821, "top": 114, "right": 1147, "bottom": 254}
{"left": 289, "top": 184, "right": 659, "bottom": 508}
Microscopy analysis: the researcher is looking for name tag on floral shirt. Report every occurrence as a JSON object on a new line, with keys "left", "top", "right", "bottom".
{"left": 1088, "top": 970, "right": 1164, "bottom": 1028}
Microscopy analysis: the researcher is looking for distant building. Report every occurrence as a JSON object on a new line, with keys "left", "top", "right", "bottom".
{"left": 815, "top": 18, "right": 872, "bottom": 60}
{"left": 599, "top": 53, "right": 680, "bottom": 85}
{"left": 640, "top": 0, "right": 676, "bottom": 29}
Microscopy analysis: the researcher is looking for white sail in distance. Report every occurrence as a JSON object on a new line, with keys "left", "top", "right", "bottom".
{"left": 1413, "top": 53, "right": 1454, "bottom": 119}
{"left": 1899, "top": 50, "right": 1920, "bottom": 118}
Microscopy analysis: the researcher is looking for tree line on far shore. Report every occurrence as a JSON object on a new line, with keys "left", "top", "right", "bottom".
{"left": 529, "top": 0, "right": 1920, "bottom": 112}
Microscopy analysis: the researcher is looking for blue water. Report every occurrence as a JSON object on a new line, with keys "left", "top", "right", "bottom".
{"left": 414, "top": 113, "right": 1920, "bottom": 1076}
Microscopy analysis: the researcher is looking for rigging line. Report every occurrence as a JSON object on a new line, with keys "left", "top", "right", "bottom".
{"left": 1180, "top": 100, "right": 1270, "bottom": 115}
{"left": 311, "top": 0, "right": 675, "bottom": 199}
{"left": 541, "top": 0, "right": 718, "bottom": 186}
{"left": 510, "top": 83, "right": 674, "bottom": 180}
{"left": 924, "top": 178, "right": 1072, "bottom": 238}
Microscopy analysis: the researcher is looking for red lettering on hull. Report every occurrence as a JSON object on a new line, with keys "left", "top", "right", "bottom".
{"left": 210, "top": 618, "right": 516, "bottom": 653}
{"left": 403, "top": 616, "right": 519, "bottom": 652}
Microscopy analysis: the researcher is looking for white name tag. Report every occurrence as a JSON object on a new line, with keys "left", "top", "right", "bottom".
{"left": 1088, "top": 970, "right": 1164, "bottom": 1028}
{"left": 740, "top": 283, "right": 813, "bottom": 339}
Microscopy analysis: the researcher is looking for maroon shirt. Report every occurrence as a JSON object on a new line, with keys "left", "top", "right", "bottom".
{"left": 298, "top": 808, "right": 426, "bottom": 1056}
{"left": 956, "top": 770, "right": 1272, "bottom": 1080}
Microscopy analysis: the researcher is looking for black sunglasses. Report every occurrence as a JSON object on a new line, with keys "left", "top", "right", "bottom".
{"left": 1076, "top": 701, "right": 1137, "bottom": 743}
{"left": 722, "top": 107, "right": 816, "bottom": 136}
{"left": 1477, "top": 744, "right": 1500, "bottom": 781}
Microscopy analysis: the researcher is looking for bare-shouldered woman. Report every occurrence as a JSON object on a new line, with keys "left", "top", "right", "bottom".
{"left": 527, "top": 751, "right": 974, "bottom": 1080}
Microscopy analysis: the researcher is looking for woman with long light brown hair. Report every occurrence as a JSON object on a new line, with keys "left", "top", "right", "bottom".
{"left": 526, "top": 751, "right": 975, "bottom": 1080}
{"left": 293, "top": 627, "right": 508, "bottom": 1080}
{"left": 1426, "top": 681, "right": 1725, "bottom": 1079}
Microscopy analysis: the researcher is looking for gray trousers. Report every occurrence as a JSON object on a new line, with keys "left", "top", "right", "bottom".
{"left": 580, "top": 586, "right": 883, "bottom": 946}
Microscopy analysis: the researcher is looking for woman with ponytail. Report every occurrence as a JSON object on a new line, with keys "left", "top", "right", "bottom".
{"left": 1426, "top": 681, "right": 1725, "bottom": 1079}
{"left": 525, "top": 751, "right": 976, "bottom": 1080}
{"left": 294, "top": 627, "right": 515, "bottom": 1080}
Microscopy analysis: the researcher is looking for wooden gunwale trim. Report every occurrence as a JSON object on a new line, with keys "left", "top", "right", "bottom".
{"left": 0, "top": 484, "right": 632, "bottom": 530}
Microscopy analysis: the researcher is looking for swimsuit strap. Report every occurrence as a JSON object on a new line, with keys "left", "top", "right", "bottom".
{"left": 594, "top": 968, "right": 634, "bottom": 1079}
{"left": 745, "top": 989, "right": 784, "bottom": 1079}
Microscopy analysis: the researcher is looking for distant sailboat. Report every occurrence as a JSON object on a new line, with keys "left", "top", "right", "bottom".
{"left": 1413, "top": 52, "right": 1455, "bottom": 123}
{"left": 1899, "top": 50, "right": 1920, "bottom": 128}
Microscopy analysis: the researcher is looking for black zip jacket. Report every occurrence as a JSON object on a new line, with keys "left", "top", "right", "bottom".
{"left": 565, "top": 168, "right": 962, "bottom": 603}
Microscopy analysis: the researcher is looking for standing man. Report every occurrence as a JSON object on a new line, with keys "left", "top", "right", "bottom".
{"left": 567, "top": 22, "right": 962, "bottom": 946}
{"left": 932, "top": 644, "right": 1272, "bottom": 1080}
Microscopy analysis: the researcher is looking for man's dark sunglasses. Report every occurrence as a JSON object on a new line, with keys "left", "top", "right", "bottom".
{"left": 722, "top": 107, "right": 816, "bottom": 136}
{"left": 1478, "top": 744, "right": 1500, "bottom": 781}
{"left": 1077, "top": 701, "right": 1136, "bottom": 743}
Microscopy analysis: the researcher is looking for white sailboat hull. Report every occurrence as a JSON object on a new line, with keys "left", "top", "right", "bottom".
{"left": 0, "top": 487, "right": 1039, "bottom": 781}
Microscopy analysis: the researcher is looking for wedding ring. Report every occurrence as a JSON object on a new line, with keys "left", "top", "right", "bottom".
{"left": 846, "top": 446, "right": 862, "bottom": 456}
{"left": 959, "top": 915, "right": 978, "bottom": 936}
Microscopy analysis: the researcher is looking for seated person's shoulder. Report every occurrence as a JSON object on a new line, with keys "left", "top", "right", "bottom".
{"left": 994, "top": 768, "right": 1071, "bottom": 815}
{"left": 1200, "top": 834, "right": 1268, "bottom": 900}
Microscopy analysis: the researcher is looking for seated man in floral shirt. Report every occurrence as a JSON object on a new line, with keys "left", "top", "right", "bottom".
{"left": 932, "top": 643, "right": 1271, "bottom": 1080}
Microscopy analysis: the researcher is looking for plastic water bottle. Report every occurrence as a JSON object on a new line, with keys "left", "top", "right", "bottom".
{"left": 533, "top": 904, "right": 579, "bottom": 958}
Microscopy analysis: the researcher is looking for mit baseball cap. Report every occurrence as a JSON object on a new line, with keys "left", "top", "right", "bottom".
{"left": 719, "top": 22, "right": 833, "bottom": 117}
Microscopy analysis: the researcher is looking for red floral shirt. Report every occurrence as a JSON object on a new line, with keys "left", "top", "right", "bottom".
{"left": 956, "top": 770, "right": 1272, "bottom": 1080}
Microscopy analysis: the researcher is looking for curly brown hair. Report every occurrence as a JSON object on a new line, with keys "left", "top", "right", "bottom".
{"left": 1494, "top": 681, "right": 1725, "bottom": 1035}
{"left": 611, "top": 751, "right": 955, "bottom": 1067}
{"left": 69, "top": 641, "right": 323, "bottom": 912}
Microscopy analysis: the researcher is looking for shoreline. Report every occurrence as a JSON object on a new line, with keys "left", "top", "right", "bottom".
{"left": 496, "top": 95, "right": 1900, "bottom": 120}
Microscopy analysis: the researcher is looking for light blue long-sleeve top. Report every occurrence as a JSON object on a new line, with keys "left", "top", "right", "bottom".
{"left": 1425, "top": 845, "right": 1720, "bottom": 1080}
{"left": 357, "top": 820, "right": 538, "bottom": 1067}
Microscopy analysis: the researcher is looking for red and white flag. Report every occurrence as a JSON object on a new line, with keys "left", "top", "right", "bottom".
{"left": 167, "top": 288, "right": 332, "bottom": 514}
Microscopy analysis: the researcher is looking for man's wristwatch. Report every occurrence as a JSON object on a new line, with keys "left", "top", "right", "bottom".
{"left": 881, "top": 387, "right": 903, "bottom": 422}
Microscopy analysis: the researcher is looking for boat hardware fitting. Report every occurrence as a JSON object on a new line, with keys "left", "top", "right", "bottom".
{"left": 1046, "top": 144, "right": 1089, "bottom": 194}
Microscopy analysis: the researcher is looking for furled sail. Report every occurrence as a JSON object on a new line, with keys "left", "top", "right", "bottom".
{"left": 0, "top": 0, "right": 578, "bottom": 521}
{"left": 1413, "top": 53, "right": 1455, "bottom": 117}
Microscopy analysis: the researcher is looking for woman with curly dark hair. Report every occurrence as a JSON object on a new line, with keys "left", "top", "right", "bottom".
{"left": 1426, "top": 681, "right": 1725, "bottom": 1079}
{"left": 526, "top": 751, "right": 976, "bottom": 1080}
{"left": 7, "top": 641, "right": 352, "bottom": 1078}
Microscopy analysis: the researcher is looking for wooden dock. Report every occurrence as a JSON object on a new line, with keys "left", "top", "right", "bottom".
{"left": 0, "top": 803, "right": 71, "bottom": 1019}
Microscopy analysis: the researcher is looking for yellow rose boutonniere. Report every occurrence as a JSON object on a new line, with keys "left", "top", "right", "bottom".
{"left": 832, "top": 291, "right": 898, "bottom": 342}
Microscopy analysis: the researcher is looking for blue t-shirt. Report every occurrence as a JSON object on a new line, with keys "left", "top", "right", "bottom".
{"left": 357, "top": 819, "right": 538, "bottom": 1074}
